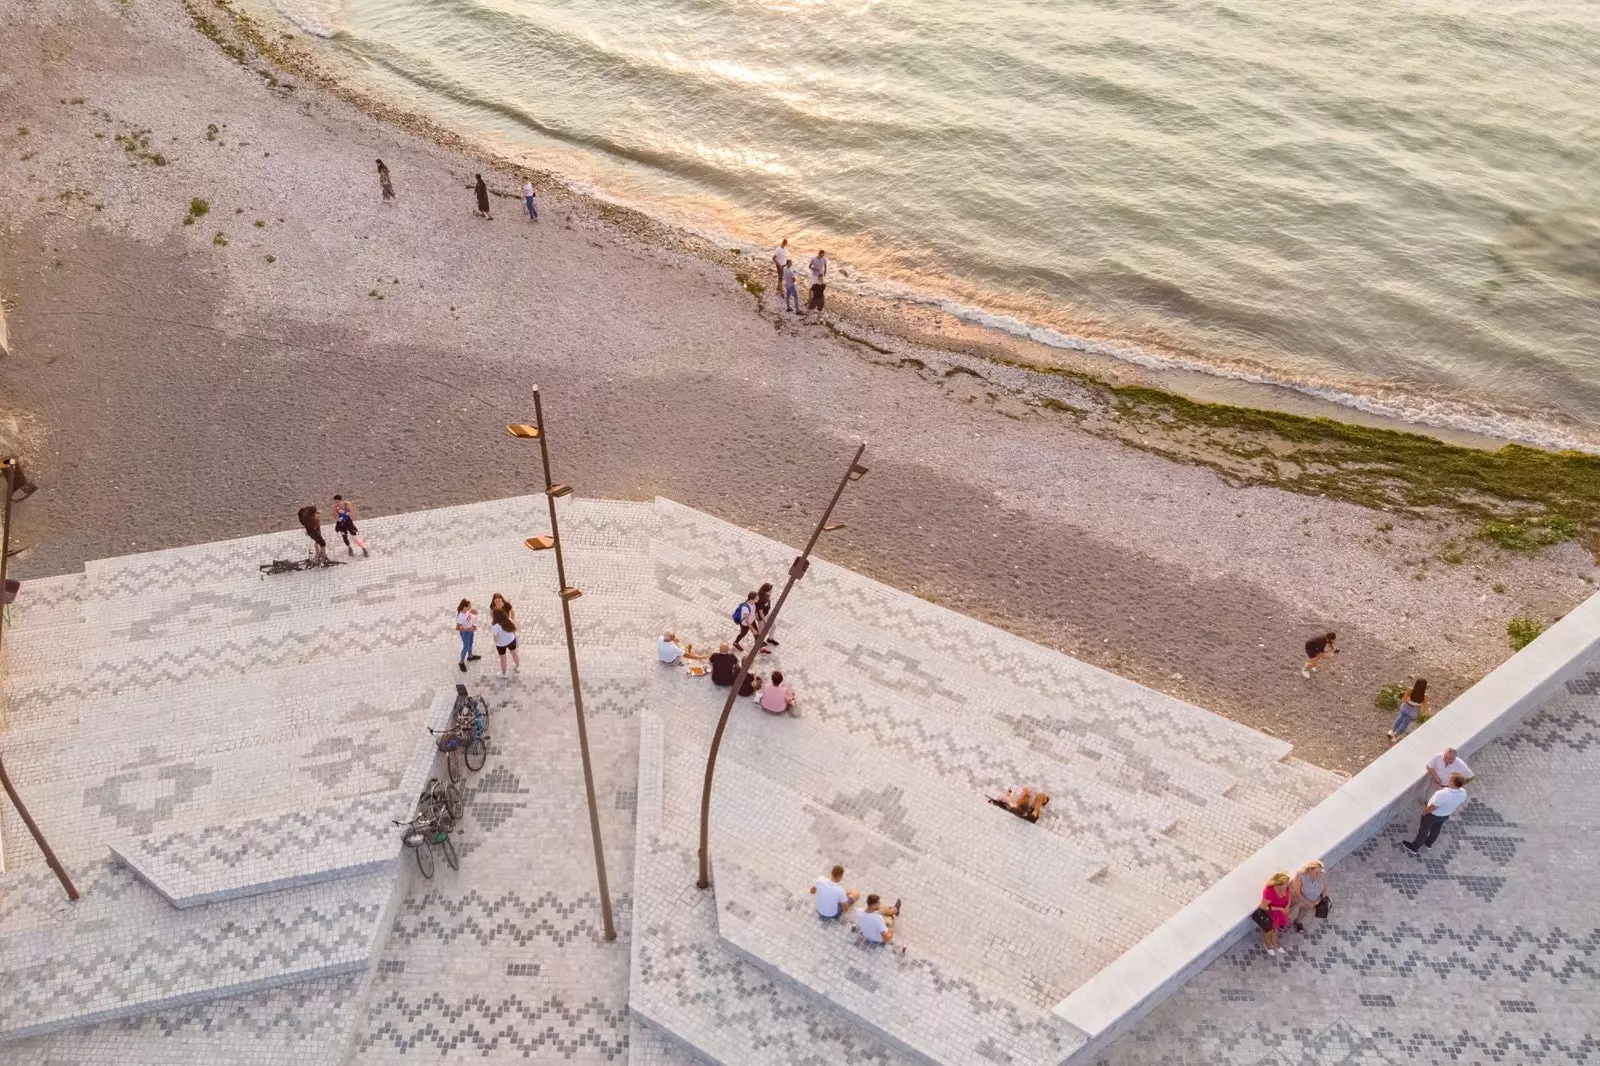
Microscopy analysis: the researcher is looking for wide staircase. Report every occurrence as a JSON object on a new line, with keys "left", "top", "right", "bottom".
{"left": 0, "top": 495, "right": 658, "bottom": 1048}
{"left": 629, "top": 499, "right": 1342, "bottom": 1066}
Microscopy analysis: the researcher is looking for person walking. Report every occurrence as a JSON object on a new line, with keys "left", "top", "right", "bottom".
{"left": 782, "top": 260, "right": 801, "bottom": 314}
{"left": 376, "top": 159, "right": 395, "bottom": 203}
{"left": 455, "top": 598, "right": 482, "bottom": 672}
{"left": 297, "top": 505, "right": 329, "bottom": 563}
{"left": 331, "top": 494, "right": 369, "bottom": 557}
{"left": 1302, "top": 631, "right": 1337, "bottom": 678}
{"left": 1258, "top": 872, "right": 1292, "bottom": 955}
{"left": 491, "top": 604, "right": 520, "bottom": 678}
{"left": 522, "top": 179, "right": 539, "bottom": 221}
{"left": 806, "top": 249, "right": 828, "bottom": 312}
{"left": 1401, "top": 773, "right": 1469, "bottom": 854}
{"left": 732, "top": 590, "right": 758, "bottom": 650}
{"left": 772, "top": 238, "right": 790, "bottom": 291}
{"left": 474, "top": 174, "right": 493, "bottom": 220}
{"left": 1288, "top": 859, "right": 1329, "bottom": 933}
{"left": 754, "top": 582, "right": 780, "bottom": 648}
{"left": 1387, "top": 678, "right": 1428, "bottom": 741}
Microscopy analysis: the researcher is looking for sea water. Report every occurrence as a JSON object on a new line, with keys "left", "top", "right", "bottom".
{"left": 296, "top": 0, "right": 1600, "bottom": 449}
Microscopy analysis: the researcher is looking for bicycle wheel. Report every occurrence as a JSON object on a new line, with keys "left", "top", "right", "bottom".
{"left": 471, "top": 696, "right": 490, "bottom": 729}
{"left": 465, "top": 736, "right": 487, "bottom": 772}
{"left": 445, "top": 782, "right": 464, "bottom": 822}
{"left": 446, "top": 747, "right": 464, "bottom": 783}
{"left": 442, "top": 836, "right": 459, "bottom": 872}
{"left": 414, "top": 841, "right": 435, "bottom": 880}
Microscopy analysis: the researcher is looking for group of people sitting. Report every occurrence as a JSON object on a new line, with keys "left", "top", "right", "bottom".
{"left": 656, "top": 632, "right": 801, "bottom": 717}
{"left": 988, "top": 786, "right": 1051, "bottom": 822}
{"left": 809, "top": 865, "right": 902, "bottom": 948}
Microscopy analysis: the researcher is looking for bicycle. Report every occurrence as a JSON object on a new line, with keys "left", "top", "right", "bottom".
{"left": 394, "top": 809, "right": 458, "bottom": 879}
{"left": 452, "top": 684, "right": 491, "bottom": 772}
{"left": 417, "top": 775, "right": 464, "bottom": 823}
{"left": 259, "top": 555, "right": 345, "bottom": 577}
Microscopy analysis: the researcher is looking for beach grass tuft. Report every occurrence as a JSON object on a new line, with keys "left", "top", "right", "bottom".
{"left": 1506, "top": 616, "right": 1545, "bottom": 651}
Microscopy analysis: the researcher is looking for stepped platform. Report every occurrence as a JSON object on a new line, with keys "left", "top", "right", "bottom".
{"left": 627, "top": 500, "right": 1342, "bottom": 1065}
{"left": 1, "top": 494, "right": 1345, "bottom": 1063}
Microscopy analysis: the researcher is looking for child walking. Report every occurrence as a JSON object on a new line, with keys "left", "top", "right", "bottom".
{"left": 332, "top": 495, "right": 369, "bottom": 556}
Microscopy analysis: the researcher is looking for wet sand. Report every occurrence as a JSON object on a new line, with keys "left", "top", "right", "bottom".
{"left": 0, "top": 0, "right": 1594, "bottom": 773}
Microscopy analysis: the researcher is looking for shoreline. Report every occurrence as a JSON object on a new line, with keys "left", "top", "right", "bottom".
{"left": 262, "top": 0, "right": 1598, "bottom": 458}
{"left": 2, "top": 0, "right": 1597, "bottom": 777}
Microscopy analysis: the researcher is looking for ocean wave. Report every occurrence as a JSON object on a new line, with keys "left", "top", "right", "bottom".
{"left": 840, "top": 275, "right": 1600, "bottom": 455}
{"left": 270, "top": 0, "right": 341, "bottom": 37}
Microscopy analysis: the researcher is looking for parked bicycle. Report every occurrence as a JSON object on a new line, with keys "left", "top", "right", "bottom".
{"left": 394, "top": 809, "right": 457, "bottom": 879}
{"left": 418, "top": 774, "right": 464, "bottom": 823}
{"left": 259, "top": 555, "right": 345, "bottom": 577}
{"left": 432, "top": 684, "right": 490, "bottom": 781}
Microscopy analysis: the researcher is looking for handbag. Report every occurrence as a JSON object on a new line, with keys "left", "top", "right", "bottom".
{"left": 1250, "top": 907, "right": 1273, "bottom": 931}
{"left": 1314, "top": 895, "right": 1332, "bottom": 919}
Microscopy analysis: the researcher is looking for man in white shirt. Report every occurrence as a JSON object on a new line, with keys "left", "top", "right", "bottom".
{"left": 772, "top": 238, "right": 790, "bottom": 290}
{"left": 808, "top": 864, "right": 858, "bottom": 920}
{"left": 521, "top": 180, "right": 539, "bottom": 221}
{"left": 1425, "top": 748, "right": 1473, "bottom": 789}
{"left": 855, "top": 893, "right": 900, "bottom": 945}
{"left": 806, "top": 250, "right": 828, "bottom": 312}
{"left": 656, "top": 632, "right": 706, "bottom": 665}
{"left": 1402, "top": 774, "right": 1469, "bottom": 854}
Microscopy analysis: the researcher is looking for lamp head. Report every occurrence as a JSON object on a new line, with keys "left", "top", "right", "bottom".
{"left": 507, "top": 424, "right": 541, "bottom": 439}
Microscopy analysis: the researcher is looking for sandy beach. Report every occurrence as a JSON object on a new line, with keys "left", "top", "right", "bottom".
{"left": 2, "top": 0, "right": 1595, "bottom": 773}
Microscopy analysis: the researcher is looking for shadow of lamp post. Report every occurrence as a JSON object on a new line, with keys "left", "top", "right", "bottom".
{"left": 696, "top": 443, "right": 868, "bottom": 890}
{"left": 508, "top": 391, "right": 616, "bottom": 941}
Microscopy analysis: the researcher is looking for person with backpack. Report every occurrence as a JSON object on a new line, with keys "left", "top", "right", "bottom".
{"left": 732, "top": 590, "right": 759, "bottom": 650}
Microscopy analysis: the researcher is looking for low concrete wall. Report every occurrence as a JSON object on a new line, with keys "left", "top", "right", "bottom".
{"left": 1054, "top": 590, "right": 1600, "bottom": 1061}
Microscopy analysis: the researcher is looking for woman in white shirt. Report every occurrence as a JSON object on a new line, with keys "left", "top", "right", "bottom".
{"left": 455, "top": 599, "right": 481, "bottom": 673}
{"left": 491, "top": 607, "right": 520, "bottom": 677}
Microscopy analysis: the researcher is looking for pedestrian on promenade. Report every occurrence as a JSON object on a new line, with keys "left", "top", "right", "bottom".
{"left": 522, "top": 179, "right": 539, "bottom": 221}
{"left": 1402, "top": 773, "right": 1469, "bottom": 854}
{"left": 709, "top": 642, "right": 739, "bottom": 686}
{"left": 376, "top": 159, "right": 395, "bottom": 203}
{"left": 297, "top": 505, "right": 328, "bottom": 563}
{"left": 807, "top": 249, "right": 828, "bottom": 312}
{"left": 810, "top": 864, "right": 858, "bottom": 919}
{"left": 491, "top": 604, "right": 520, "bottom": 678}
{"left": 782, "top": 260, "right": 801, "bottom": 314}
{"left": 1426, "top": 746, "right": 1473, "bottom": 789}
{"left": 489, "top": 593, "right": 515, "bottom": 623}
{"left": 455, "top": 599, "right": 482, "bottom": 672}
{"left": 1257, "top": 872, "right": 1292, "bottom": 955}
{"left": 732, "top": 590, "right": 758, "bottom": 650}
{"left": 1301, "top": 631, "right": 1337, "bottom": 678}
{"left": 1288, "top": 859, "right": 1329, "bottom": 933}
{"left": 1387, "top": 678, "right": 1427, "bottom": 741}
{"left": 474, "top": 174, "right": 493, "bottom": 219}
{"left": 772, "top": 238, "right": 790, "bottom": 290}
{"left": 759, "top": 670, "right": 799, "bottom": 716}
{"left": 332, "top": 494, "right": 369, "bottom": 557}
{"left": 657, "top": 631, "right": 707, "bottom": 665}
{"left": 755, "top": 582, "right": 779, "bottom": 648}
{"left": 857, "top": 894, "right": 901, "bottom": 946}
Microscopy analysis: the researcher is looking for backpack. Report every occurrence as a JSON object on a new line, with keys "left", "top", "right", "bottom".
{"left": 733, "top": 602, "right": 753, "bottom": 625}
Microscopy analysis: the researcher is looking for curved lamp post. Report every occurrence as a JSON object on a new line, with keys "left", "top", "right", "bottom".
{"left": 696, "top": 444, "right": 868, "bottom": 890}
{"left": 508, "top": 390, "right": 615, "bottom": 941}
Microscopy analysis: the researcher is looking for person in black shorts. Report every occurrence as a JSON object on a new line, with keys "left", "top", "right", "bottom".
{"left": 332, "top": 494, "right": 369, "bottom": 556}
{"left": 298, "top": 505, "right": 328, "bottom": 562}
{"left": 1302, "top": 631, "right": 1337, "bottom": 678}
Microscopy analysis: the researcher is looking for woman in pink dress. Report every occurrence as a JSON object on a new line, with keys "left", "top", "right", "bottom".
{"left": 1260, "top": 872, "right": 1292, "bottom": 955}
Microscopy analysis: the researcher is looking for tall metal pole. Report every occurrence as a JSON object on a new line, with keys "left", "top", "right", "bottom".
{"left": 697, "top": 443, "right": 867, "bottom": 890}
{"left": 531, "top": 389, "right": 616, "bottom": 941}
{"left": 0, "top": 459, "right": 80, "bottom": 902}
{"left": 0, "top": 754, "right": 80, "bottom": 902}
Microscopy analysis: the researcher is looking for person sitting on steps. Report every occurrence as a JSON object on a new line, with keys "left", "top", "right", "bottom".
{"left": 856, "top": 893, "right": 903, "bottom": 948}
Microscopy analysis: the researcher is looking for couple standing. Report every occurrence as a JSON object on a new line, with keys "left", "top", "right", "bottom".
{"left": 773, "top": 240, "right": 828, "bottom": 314}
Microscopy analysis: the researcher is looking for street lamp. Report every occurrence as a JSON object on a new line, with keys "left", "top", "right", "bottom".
{"left": 696, "top": 444, "right": 867, "bottom": 890}
{"left": 0, "top": 457, "right": 79, "bottom": 903}
{"left": 507, "top": 392, "right": 616, "bottom": 941}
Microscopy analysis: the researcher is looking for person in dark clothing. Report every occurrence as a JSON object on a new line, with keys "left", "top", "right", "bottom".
{"left": 474, "top": 174, "right": 493, "bottom": 219}
{"left": 376, "top": 159, "right": 395, "bottom": 203}
{"left": 739, "top": 671, "right": 765, "bottom": 698}
{"left": 755, "top": 582, "right": 779, "bottom": 648}
{"left": 1302, "top": 631, "right": 1337, "bottom": 678}
{"left": 709, "top": 643, "right": 739, "bottom": 686}
{"left": 298, "top": 505, "right": 328, "bottom": 562}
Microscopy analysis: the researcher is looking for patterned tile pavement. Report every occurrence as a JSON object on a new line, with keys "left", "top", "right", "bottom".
{"left": 3, "top": 494, "right": 1593, "bottom": 1065}
{"left": 1096, "top": 667, "right": 1600, "bottom": 1066}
